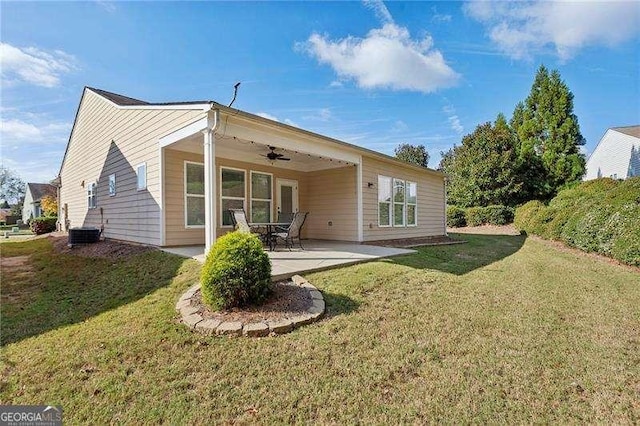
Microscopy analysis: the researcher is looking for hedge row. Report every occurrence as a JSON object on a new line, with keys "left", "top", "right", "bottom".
{"left": 514, "top": 177, "right": 640, "bottom": 266}
{"left": 447, "top": 205, "right": 514, "bottom": 228}
{"left": 30, "top": 216, "right": 58, "bottom": 235}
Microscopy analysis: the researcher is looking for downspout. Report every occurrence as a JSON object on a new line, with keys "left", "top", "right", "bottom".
{"left": 204, "top": 105, "right": 220, "bottom": 252}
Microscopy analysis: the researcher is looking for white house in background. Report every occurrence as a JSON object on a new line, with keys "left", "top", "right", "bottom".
{"left": 22, "top": 183, "right": 57, "bottom": 222}
{"left": 584, "top": 125, "right": 640, "bottom": 180}
{"left": 57, "top": 87, "right": 446, "bottom": 252}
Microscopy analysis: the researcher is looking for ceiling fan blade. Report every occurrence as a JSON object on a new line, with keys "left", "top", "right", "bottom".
{"left": 278, "top": 157, "right": 291, "bottom": 161}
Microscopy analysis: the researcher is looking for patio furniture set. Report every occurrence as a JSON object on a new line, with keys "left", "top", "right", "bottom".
{"left": 228, "top": 209, "right": 308, "bottom": 251}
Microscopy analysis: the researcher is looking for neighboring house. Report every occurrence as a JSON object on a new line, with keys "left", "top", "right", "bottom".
{"left": 58, "top": 87, "right": 446, "bottom": 251}
{"left": 0, "top": 208, "right": 12, "bottom": 223}
{"left": 22, "top": 183, "right": 57, "bottom": 223}
{"left": 584, "top": 125, "right": 640, "bottom": 180}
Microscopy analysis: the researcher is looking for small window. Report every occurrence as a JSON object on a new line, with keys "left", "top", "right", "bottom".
{"left": 221, "top": 167, "right": 245, "bottom": 227}
{"left": 378, "top": 175, "right": 392, "bottom": 227}
{"left": 185, "top": 162, "right": 205, "bottom": 227}
{"left": 136, "top": 163, "right": 147, "bottom": 190}
{"left": 393, "top": 179, "right": 405, "bottom": 226}
{"left": 406, "top": 181, "right": 417, "bottom": 226}
{"left": 109, "top": 174, "right": 116, "bottom": 196}
{"left": 251, "top": 171, "right": 272, "bottom": 223}
{"left": 87, "top": 182, "right": 97, "bottom": 209}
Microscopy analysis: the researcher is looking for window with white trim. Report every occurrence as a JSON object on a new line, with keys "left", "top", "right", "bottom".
{"left": 185, "top": 162, "right": 205, "bottom": 227}
{"left": 406, "top": 181, "right": 417, "bottom": 226}
{"left": 221, "top": 167, "right": 245, "bottom": 227}
{"left": 250, "top": 171, "right": 272, "bottom": 223}
{"left": 136, "top": 163, "right": 147, "bottom": 190}
{"left": 109, "top": 174, "right": 116, "bottom": 196}
{"left": 378, "top": 175, "right": 392, "bottom": 226}
{"left": 87, "top": 182, "right": 97, "bottom": 209}
{"left": 393, "top": 179, "right": 405, "bottom": 227}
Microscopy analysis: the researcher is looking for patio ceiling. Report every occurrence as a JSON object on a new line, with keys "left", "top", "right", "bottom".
{"left": 168, "top": 133, "right": 355, "bottom": 172}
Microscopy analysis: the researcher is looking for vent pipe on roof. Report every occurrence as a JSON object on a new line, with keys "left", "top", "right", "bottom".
{"left": 228, "top": 82, "right": 241, "bottom": 108}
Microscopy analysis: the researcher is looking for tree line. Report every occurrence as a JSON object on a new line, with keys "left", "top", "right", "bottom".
{"left": 395, "top": 65, "right": 586, "bottom": 207}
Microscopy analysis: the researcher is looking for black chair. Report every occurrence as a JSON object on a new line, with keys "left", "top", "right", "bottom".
{"left": 273, "top": 212, "right": 308, "bottom": 250}
{"left": 228, "top": 209, "right": 266, "bottom": 240}
{"left": 277, "top": 211, "right": 295, "bottom": 224}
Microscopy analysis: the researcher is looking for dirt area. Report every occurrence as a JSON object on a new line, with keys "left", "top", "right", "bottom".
{"left": 448, "top": 224, "right": 522, "bottom": 236}
{"left": 191, "top": 280, "right": 313, "bottom": 323}
{"left": 0, "top": 255, "right": 37, "bottom": 304}
{"left": 368, "top": 235, "right": 465, "bottom": 248}
{"left": 49, "top": 235, "right": 155, "bottom": 259}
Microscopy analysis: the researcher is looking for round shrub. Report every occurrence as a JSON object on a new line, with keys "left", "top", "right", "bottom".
{"left": 484, "top": 205, "right": 515, "bottom": 225}
{"left": 30, "top": 216, "right": 58, "bottom": 235}
{"left": 446, "top": 205, "right": 467, "bottom": 227}
{"left": 514, "top": 200, "right": 545, "bottom": 233}
{"left": 200, "top": 231, "right": 271, "bottom": 310}
{"left": 465, "top": 207, "right": 487, "bottom": 227}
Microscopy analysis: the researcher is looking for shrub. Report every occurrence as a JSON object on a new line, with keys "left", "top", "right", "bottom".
{"left": 484, "top": 205, "right": 515, "bottom": 225}
{"left": 200, "top": 231, "right": 271, "bottom": 310}
{"left": 514, "top": 200, "right": 546, "bottom": 233}
{"left": 464, "top": 207, "right": 486, "bottom": 227}
{"left": 514, "top": 178, "right": 640, "bottom": 266}
{"left": 446, "top": 205, "right": 467, "bottom": 227}
{"left": 30, "top": 216, "right": 57, "bottom": 235}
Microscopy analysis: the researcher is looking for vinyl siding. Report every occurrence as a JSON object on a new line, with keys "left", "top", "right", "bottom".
{"left": 584, "top": 129, "right": 640, "bottom": 180}
{"left": 362, "top": 156, "right": 445, "bottom": 241}
{"left": 304, "top": 166, "right": 358, "bottom": 241}
{"left": 59, "top": 89, "right": 205, "bottom": 245}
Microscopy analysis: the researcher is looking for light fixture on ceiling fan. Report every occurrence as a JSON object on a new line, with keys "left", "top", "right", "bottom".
{"left": 262, "top": 146, "right": 290, "bottom": 162}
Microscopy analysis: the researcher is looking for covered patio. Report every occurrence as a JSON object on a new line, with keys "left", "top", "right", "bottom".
{"left": 162, "top": 240, "right": 414, "bottom": 280}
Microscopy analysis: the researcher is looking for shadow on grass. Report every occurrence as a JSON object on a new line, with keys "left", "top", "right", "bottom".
{"left": 322, "top": 291, "right": 360, "bottom": 319}
{"left": 1, "top": 239, "right": 189, "bottom": 346}
{"left": 389, "top": 232, "right": 527, "bottom": 275}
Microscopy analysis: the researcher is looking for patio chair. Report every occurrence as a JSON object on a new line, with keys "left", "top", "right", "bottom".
{"left": 277, "top": 211, "right": 295, "bottom": 224}
{"left": 228, "top": 209, "right": 266, "bottom": 239}
{"left": 272, "top": 212, "right": 308, "bottom": 250}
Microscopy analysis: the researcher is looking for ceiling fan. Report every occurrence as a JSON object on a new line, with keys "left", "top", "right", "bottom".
{"left": 262, "top": 146, "right": 290, "bottom": 161}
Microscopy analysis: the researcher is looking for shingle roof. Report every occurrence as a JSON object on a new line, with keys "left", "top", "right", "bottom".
{"left": 27, "top": 183, "right": 57, "bottom": 201}
{"left": 87, "top": 87, "right": 209, "bottom": 107}
{"left": 612, "top": 125, "right": 640, "bottom": 138}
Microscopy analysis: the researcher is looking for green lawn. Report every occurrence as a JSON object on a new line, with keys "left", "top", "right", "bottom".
{"left": 1, "top": 234, "right": 638, "bottom": 423}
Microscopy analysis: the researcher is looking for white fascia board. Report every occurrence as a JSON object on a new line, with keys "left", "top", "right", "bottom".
{"left": 221, "top": 120, "right": 361, "bottom": 165}
{"left": 159, "top": 117, "right": 209, "bottom": 148}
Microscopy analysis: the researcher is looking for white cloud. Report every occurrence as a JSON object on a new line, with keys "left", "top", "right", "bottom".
{"left": 255, "top": 112, "right": 279, "bottom": 122}
{"left": 0, "top": 43, "right": 78, "bottom": 87}
{"left": 95, "top": 0, "right": 117, "bottom": 13}
{"left": 1, "top": 117, "right": 70, "bottom": 148}
{"left": 464, "top": 1, "right": 640, "bottom": 61}
{"left": 304, "top": 108, "right": 332, "bottom": 122}
{"left": 299, "top": 1, "right": 459, "bottom": 93}
{"left": 443, "top": 105, "right": 463, "bottom": 135}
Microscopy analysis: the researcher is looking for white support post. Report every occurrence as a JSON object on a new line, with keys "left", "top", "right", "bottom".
{"left": 203, "top": 129, "right": 216, "bottom": 252}
{"left": 356, "top": 157, "right": 364, "bottom": 242}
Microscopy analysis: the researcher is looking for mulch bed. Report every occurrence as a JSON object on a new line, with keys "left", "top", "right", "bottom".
{"left": 368, "top": 235, "right": 464, "bottom": 248}
{"left": 49, "top": 235, "right": 155, "bottom": 259}
{"left": 191, "top": 280, "right": 313, "bottom": 324}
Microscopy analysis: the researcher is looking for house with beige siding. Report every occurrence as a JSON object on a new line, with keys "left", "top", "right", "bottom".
{"left": 584, "top": 125, "right": 640, "bottom": 180}
{"left": 58, "top": 87, "right": 446, "bottom": 252}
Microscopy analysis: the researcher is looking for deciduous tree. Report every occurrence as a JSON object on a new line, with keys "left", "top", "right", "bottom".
{"left": 394, "top": 143, "right": 430, "bottom": 168}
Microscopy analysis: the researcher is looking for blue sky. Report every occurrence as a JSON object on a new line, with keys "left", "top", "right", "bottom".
{"left": 2, "top": 0, "right": 639, "bottom": 183}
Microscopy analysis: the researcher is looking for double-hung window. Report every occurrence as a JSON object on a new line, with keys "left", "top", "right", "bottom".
{"left": 378, "top": 175, "right": 392, "bottom": 226}
{"left": 393, "top": 179, "right": 405, "bottom": 226}
{"left": 136, "top": 163, "right": 147, "bottom": 190}
{"left": 185, "top": 162, "right": 205, "bottom": 227}
{"left": 109, "top": 174, "right": 116, "bottom": 196}
{"left": 250, "top": 171, "right": 272, "bottom": 223}
{"left": 406, "top": 181, "right": 417, "bottom": 226}
{"left": 87, "top": 182, "right": 97, "bottom": 209}
{"left": 221, "top": 167, "right": 245, "bottom": 227}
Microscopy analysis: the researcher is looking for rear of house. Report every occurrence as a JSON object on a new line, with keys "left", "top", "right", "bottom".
{"left": 58, "top": 87, "right": 446, "bottom": 250}
{"left": 584, "top": 125, "right": 640, "bottom": 180}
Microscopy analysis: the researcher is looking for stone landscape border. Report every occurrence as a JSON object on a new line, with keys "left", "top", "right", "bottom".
{"left": 175, "top": 275, "right": 325, "bottom": 337}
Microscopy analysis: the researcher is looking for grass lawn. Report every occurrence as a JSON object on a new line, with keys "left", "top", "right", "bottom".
{"left": 1, "top": 234, "right": 638, "bottom": 423}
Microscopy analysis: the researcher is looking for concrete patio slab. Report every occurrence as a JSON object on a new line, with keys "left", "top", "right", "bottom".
{"left": 162, "top": 240, "right": 415, "bottom": 280}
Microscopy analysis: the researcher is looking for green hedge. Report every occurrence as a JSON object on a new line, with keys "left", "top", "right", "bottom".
{"left": 30, "top": 216, "right": 58, "bottom": 235}
{"left": 447, "top": 205, "right": 514, "bottom": 227}
{"left": 200, "top": 231, "right": 271, "bottom": 310}
{"left": 514, "top": 177, "right": 640, "bottom": 266}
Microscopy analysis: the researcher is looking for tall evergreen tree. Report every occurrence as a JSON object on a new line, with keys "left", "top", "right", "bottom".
{"left": 511, "top": 65, "right": 586, "bottom": 199}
